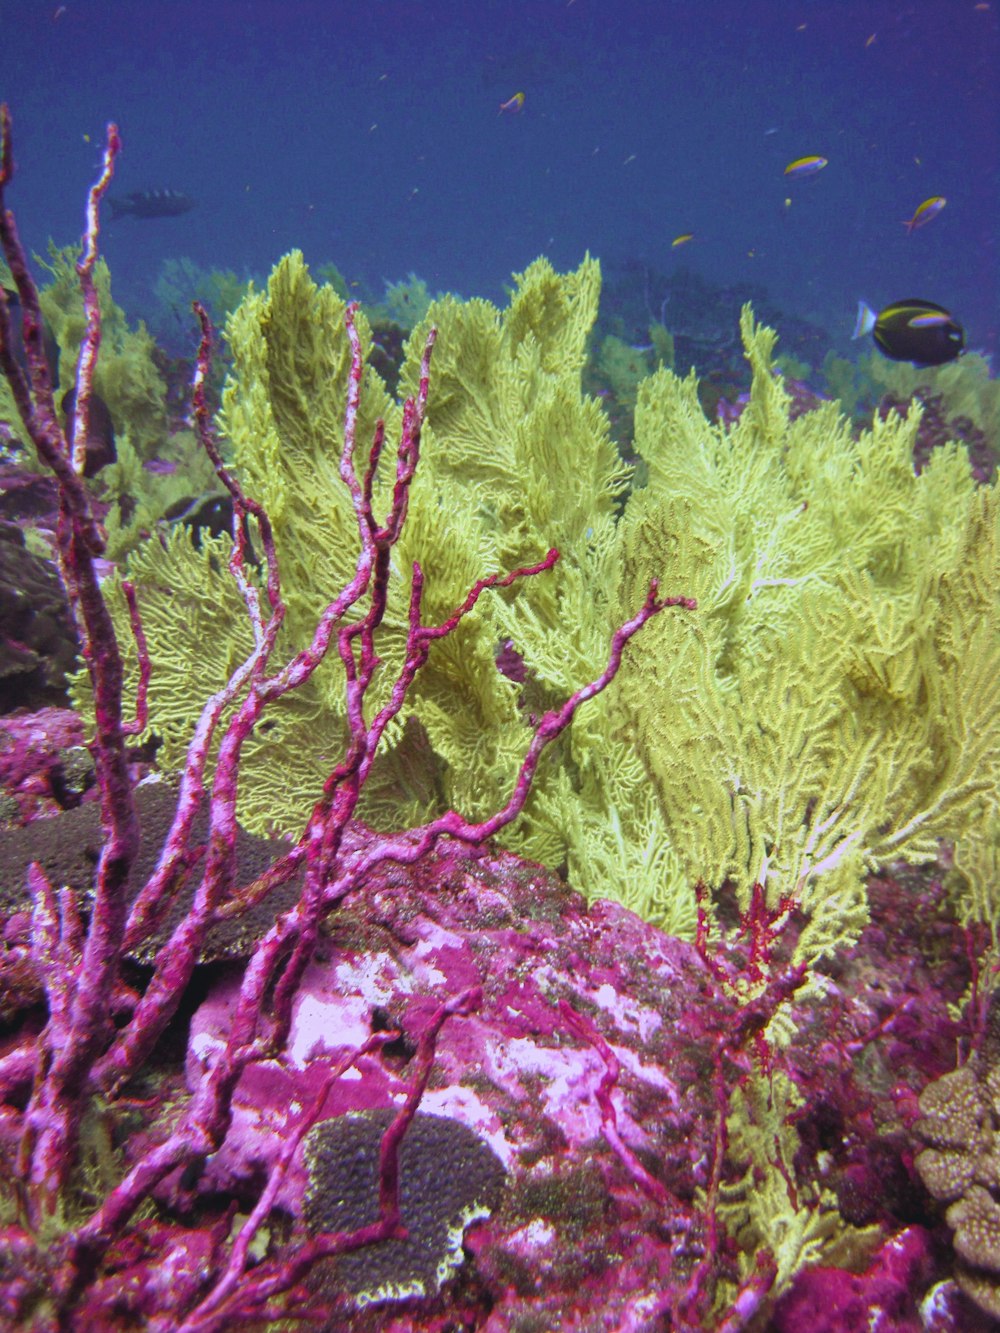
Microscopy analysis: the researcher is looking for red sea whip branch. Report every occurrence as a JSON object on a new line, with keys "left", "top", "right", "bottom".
{"left": 0, "top": 106, "right": 698, "bottom": 1314}
{"left": 73, "top": 300, "right": 694, "bottom": 1278}
{"left": 0, "top": 106, "right": 139, "bottom": 1219}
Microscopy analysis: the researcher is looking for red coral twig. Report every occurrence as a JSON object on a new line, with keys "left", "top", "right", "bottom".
{"left": 559, "top": 998, "right": 679, "bottom": 1210}
{"left": 0, "top": 103, "right": 696, "bottom": 1325}
{"left": 1, "top": 106, "right": 139, "bottom": 1221}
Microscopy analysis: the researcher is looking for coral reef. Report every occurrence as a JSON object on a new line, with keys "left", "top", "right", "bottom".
{"left": 96, "top": 253, "right": 1000, "bottom": 966}
{"left": 914, "top": 989, "right": 1000, "bottom": 1318}
{"left": 3, "top": 101, "right": 1000, "bottom": 1330}
{"left": 0, "top": 106, "right": 690, "bottom": 1329}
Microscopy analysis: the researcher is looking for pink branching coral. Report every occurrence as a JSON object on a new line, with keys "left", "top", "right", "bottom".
{"left": 0, "top": 106, "right": 693, "bottom": 1328}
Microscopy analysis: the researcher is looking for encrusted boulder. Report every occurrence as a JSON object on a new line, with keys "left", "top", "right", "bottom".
{"left": 186, "top": 840, "right": 733, "bottom": 1325}
{"left": 183, "top": 841, "right": 980, "bottom": 1328}
{"left": 915, "top": 988, "right": 1000, "bottom": 1319}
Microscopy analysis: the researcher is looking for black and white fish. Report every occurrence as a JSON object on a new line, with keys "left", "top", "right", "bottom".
{"left": 853, "top": 298, "right": 965, "bottom": 366}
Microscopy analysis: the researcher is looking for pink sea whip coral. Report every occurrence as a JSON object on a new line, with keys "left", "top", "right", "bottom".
{"left": 0, "top": 106, "right": 694, "bottom": 1327}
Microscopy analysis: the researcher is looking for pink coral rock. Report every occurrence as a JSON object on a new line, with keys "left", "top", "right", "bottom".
{"left": 187, "top": 835, "right": 726, "bottom": 1323}
{"left": 178, "top": 832, "right": 979, "bottom": 1326}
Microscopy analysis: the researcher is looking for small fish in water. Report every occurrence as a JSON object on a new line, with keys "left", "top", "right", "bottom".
{"left": 853, "top": 298, "right": 965, "bottom": 365}
{"left": 498, "top": 92, "right": 525, "bottom": 115}
{"left": 163, "top": 492, "right": 236, "bottom": 547}
{"left": 107, "top": 188, "right": 195, "bottom": 220}
{"left": 902, "top": 195, "right": 946, "bottom": 233}
{"left": 671, "top": 232, "right": 694, "bottom": 248}
{"left": 784, "top": 155, "right": 828, "bottom": 178}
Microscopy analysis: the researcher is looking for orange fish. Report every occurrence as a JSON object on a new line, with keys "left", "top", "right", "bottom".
{"left": 498, "top": 92, "right": 525, "bottom": 115}
{"left": 903, "top": 196, "right": 946, "bottom": 233}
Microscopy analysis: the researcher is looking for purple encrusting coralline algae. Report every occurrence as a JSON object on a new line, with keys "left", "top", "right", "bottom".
{"left": 172, "top": 835, "right": 987, "bottom": 1331}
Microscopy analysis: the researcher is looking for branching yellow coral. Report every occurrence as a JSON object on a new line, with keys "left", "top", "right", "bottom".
{"left": 98, "top": 261, "right": 1000, "bottom": 968}
{"left": 102, "top": 253, "right": 630, "bottom": 838}
{"left": 613, "top": 308, "right": 1000, "bottom": 960}
{"left": 716, "top": 1067, "right": 881, "bottom": 1311}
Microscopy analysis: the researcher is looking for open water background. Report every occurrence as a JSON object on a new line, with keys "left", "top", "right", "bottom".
{"left": 1, "top": 0, "right": 997, "bottom": 358}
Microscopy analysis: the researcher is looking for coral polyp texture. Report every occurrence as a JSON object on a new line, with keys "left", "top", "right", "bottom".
{"left": 915, "top": 989, "right": 1000, "bottom": 1319}
{"left": 301, "top": 1108, "right": 507, "bottom": 1306}
{"left": 2, "top": 98, "right": 1000, "bottom": 1331}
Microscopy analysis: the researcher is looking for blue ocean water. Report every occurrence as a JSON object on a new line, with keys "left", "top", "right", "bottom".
{"left": 1, "top": 0, "right": 997, "bottom": 361}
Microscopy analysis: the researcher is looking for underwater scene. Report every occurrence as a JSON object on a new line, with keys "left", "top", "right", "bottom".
{"left": 0, "top": 1, "right": 999, "bottom": 1329}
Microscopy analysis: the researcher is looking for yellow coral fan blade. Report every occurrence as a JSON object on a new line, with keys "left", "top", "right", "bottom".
{"left": 613, "top": 305, "right": 999, "bottom": 958}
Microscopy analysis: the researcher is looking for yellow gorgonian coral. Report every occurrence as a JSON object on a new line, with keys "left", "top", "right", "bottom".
{"left": 94, "top": 261, "right": 1000, "bottom": 964}
{"left": 604, "top": 309, "right": 999, "bottom": 960}
{"left": 98, "top": 253, "right": 629, "bottom": 840}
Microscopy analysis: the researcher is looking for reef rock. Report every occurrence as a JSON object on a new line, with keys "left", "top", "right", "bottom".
{"left": 182, "top": 833, "right": 983, "bottom": 1327}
